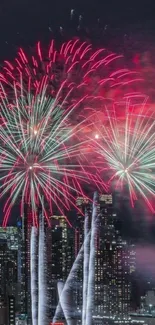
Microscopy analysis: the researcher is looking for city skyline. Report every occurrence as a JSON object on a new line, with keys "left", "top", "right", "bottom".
{"left": 0, "top": 2, "right": 155, "bottom": 325}
{"left": 0, "top": 192, "right": 154, "bottom": 325}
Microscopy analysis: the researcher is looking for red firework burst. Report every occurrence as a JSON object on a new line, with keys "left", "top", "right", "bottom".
{"left": 0, "top": 39, "right": 143, "bottom": 103}
{"left": 0, "top": 39, "right": 145, "bottom": 225}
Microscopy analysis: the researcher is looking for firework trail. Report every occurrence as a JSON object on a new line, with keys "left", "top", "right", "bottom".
{"left": 82, "top": 208, "right": 90, "bottom": 325}
{"left": 30, "top": 227, "right": 38, "bottom": 325}
{"left": 93, "top": 103, "right": 155, "bottom": 211}
{"left": 53, "top": 230, "right": 91, "bottom": 324}
{"left": 86, "top": 192, "right": 98, "bottom": 325}
{"left": 38, "top": 213, "right": 47, "bottom": 325}
{"left": 56, "top": 281, "right": 64, "bottom": 320}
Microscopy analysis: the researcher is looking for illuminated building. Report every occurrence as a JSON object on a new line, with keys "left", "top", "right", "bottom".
{"left": 8, "top": 296, "right": 15, "bottom": 325}
{"left": 95, "top": 194, "right": 131, "bottom": 319}
{"left": 0, "top": 227, "right": 18, "bottom": 324}
{"left": 129, "top": 245, "right": 136, "bottom": 275}
{"left": 139, "top": 290, "right": 155, "bottom": 315}
{"left": 46, "top": 216, "right": 74, "bottom": 319}
{"left": 0, "top": 241, "right": 7, "bottom": 324}
{"left": 75, "top": 194, "right": 131, "bottom": 321}
{"left": 18, "top": 207, "right": 33, "bottom": 324}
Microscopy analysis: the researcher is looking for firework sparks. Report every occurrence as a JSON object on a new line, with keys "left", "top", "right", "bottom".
{"left": 93, "top": 102, "right": 155, "bottom": 211}
{"left": 0, "top": 39, "right": 143, "bottom": 103}
{"left": 0, "top": 39, "right": 145, "bottom": 225}
{"left": 0, "top": 81, "right": 100, "bottom": 226}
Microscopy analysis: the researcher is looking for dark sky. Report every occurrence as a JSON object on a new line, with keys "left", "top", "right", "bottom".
{"left": 0, "top": 0, "right": 155, "bottom": 60}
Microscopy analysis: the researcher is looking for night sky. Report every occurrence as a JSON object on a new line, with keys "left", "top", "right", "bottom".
{"left": 1, "top": 0, "right": 155, "bottom": 291}
{"left": 0, "top": 0, "right": 155, "bottom": 60}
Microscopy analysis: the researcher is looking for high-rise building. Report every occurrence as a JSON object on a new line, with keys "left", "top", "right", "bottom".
{"left": 0, "top": 241, "right": 7, "bottom": 325}
{"left": 95, "top": 194, "right": 131, "bottom": 319}
{"left": 129, "top": 245, "right": 136, "bottom": 276}
{"left": 0, "top": 227, "right": 18, "bottom": 325}
{"left": 46, "top": 216, "right": 74, "bottom": 320}
{"left": 8, "top": 295, "right": 15, "bottom": 325}
{"left": 75, "top": 194, "right": 132, "bottom": 322}
{"left": 17, "top": 207, "right": 33, "bottom": 324}
{"left": 17, "top": 211, "right": 74, "bottom": 324}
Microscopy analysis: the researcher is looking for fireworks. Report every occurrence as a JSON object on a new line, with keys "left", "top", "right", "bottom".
{"left": 0, "top": 39, "right": 143, "bottom": 103}
{"left": 0, "top": 39, "right": 146, "bottom": 225}
{"left": 93, "top": 102, "right": 155, "bottom": 211}
{"left": 0, "top": 80, "right": 99, "bottom": 226}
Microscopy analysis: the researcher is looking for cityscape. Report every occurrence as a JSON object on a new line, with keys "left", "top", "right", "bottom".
{"left": 1, "top": 1, "right": 155, "bottom": 325}
{"left": 0, "top": 193, "right": 155, "bottom": 325}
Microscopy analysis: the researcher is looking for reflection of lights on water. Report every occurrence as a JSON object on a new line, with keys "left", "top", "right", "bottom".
{"left": 95, "top": 134, "right": 99, "bottom": 139}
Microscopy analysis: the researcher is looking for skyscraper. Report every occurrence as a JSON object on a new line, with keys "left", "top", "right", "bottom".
{"left": 0, "top": 241, "right": 7, "bottom": 324}
{"left": 95, "top": 194, "right": 131, "bottom": 319}
{"left": 46, "top": 215, "right": 74, "bottom": 320}
{"left": 75, "top": 194, "right": 132, "bottom": 322}
{"left": 0, "top": 227, "right": 18, "bottom": 325}
{"left": 18, "top": 207, "right": 33, "bottom": 324}
{"left": 8, "top": 296, "right": 15, "bottom": 325}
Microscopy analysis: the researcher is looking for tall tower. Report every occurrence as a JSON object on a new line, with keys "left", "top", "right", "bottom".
{"left": 0, "top": 241, "right": 7, "bottom": 322}
{"left": 46, "top": 215, "right": 74, "bottom": 320}
{"left": 95, "top": 193, "right": 131, "bottom": 319}
{"left": 20, "top": 205, "right": 33, "bottom": 324}
{"left": 0, "top": 227, "right": 18, "bottom": 325}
